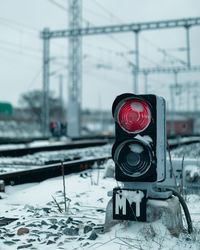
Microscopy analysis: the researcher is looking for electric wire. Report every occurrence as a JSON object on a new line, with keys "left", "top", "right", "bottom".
{"left": 0, "top": 1, "right": 190, "bottom": 67}
{"left": 92, "top": 1, "right": 187, "bottom": 67}
{"left": 140, "top": 34, "right": 187, "bottom": 66}
{"left": 90, "top": 1, "right": 160, "bottom": 67}
{"left": 0, "top": 14, "right": 66, "bottom": 52}
{"left": 0, "top": 44, "right": 42, "bottom": 60}
{"left": 47, "top": 0, "right": 137, "bottom": 64}
{"left": 92, "top": 0, "right": 124, "bottom": 23}
{"left": 0, "top": 39, "right": 41, "bottom": 54}
{"left": 48, "top": 0, "right": 68, "bottom": 12}
{"left": 48, "top": 0, "right": 156, "bottom": 66}
{"left": 26, "top": 69, "right": 43, "bottom": 90}
{"left": 48, "top": 0, "right": 161, "bottom": 67}
{"left": 47, "top": 0, "right": 91, "bottom": 27}
{"left": 0, "top": 16, "right": 39, "bottom": 32}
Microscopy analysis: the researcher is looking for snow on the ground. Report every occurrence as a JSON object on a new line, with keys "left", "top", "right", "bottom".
{"left": 0, "top": 144, "right": 112, "bottom": 174}
{"left": 0, "top": 121, "right": 42, "bottom": 138}
{"left": 0, "top": 138, "right": 70, "bottom": 150}
{"left": 185, "top": 165, "right": 200, "bottom": 182}
{"left": 0, "top": 162, "right": 200, "bottom": 250}
{"left": 170, "top": 142, "right": 200, "bottom": 159}
{"left": 168, "top": 137, "right": 200, "bottom": 145}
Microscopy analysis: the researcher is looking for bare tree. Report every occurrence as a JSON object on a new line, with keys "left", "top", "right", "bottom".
{"left": 19, "top": 90, "right": 65, "bottom": 122}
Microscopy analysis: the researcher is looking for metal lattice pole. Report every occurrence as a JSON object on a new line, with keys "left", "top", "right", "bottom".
{"left": 42, "top": 28, "right": 50, "bottom": 137}
{"left": 59, "top": 74, "right": 64, "bottom": 120}
{"left": 134, "top": 30, "right": 139, "bottom": 94}
{"left": 144, "top": 71, "right": 148, "bottom": 94}
{"left": 67, "top": 0, "right": 82, "bottom": 137}
{"left": 185, "top": 25, "right": 191, "bottom": 69}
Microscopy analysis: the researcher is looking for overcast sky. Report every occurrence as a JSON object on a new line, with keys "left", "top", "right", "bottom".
{"left": 0, "top": 0, "right": 200, "bottom": 111}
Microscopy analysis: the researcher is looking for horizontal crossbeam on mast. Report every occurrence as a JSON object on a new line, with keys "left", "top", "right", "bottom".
{"left": 139, "top": 65, "right": 200, "bottom": 74}
{"left": 40, "top": 17, "right": 200, "bottom": 39}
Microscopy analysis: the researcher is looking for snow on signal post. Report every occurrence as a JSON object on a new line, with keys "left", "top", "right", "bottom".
{"left": 111, "top": 93, "right": 167, "bottom": 221}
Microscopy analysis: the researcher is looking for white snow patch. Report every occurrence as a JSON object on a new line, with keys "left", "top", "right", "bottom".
{"left": 135, "top": 134, "right": 152, "bottom": 145}
{"left": 185, "top": 165, "right": 200, "bottom": 182}
{"left": 129, "top": 143, "right": 144, "bottom": 153}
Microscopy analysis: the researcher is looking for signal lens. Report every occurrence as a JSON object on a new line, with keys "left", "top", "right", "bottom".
{"left": 114, "top": 140, "right": 152, "bottom": 178}
{"left": 117, "top": 99, "right": 151, "bottom": 133}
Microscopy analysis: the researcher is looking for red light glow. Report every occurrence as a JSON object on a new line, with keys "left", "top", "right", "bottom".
{"left": 117, "top": 99, "right": 151, "bottom": 133}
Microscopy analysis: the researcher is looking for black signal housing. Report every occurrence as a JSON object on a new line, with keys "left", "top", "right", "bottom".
{"left": 112, "top": 93, "right": 166, "bottom": 183}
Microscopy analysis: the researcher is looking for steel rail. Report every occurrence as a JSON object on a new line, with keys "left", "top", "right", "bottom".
{"left": 0, "top": 139, "right": 110, "bottom": 157}
{"left": 0, "top": 156, "right": 111, "bottom": 186}
{"left": 168, "top": 138, "right": 200, "bottom": 149}
{"left": 0, "top": 137, "right": 49, "bottom": 145}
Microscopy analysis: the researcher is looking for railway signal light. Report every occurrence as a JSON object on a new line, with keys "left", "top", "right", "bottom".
{"left": 112, "top": 93, "right": 166, "bottom": 183}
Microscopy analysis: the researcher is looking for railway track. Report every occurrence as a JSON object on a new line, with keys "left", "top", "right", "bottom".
{"left": 0, "top": 136, "right": 199, "bottom": 187}
{"left": 0, "top": 136, "right": 48, "bottom": 145}
{"left": 167, "top": 136, "right": 200, "bottom": 149}
{"left": 0, "top": 139, "right": 111, "bottom": 157}
{"left": 0, "top": 156, "right": 111, "bottom": 186}
{"left": 0, "top": 135, "right": 114, "bottom": 145}
{"left": 0, "top": 135, "right": 199, "bottom": 156}
{"left": 0, "top": 139, "right": 112, "bottom": 186}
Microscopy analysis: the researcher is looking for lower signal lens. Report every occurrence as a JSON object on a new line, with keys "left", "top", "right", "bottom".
{"left": 117, "top": 99, "right": 151, "bottom": 133}
{"left": 114, "top": 140, "right": 152, "bottom": 177}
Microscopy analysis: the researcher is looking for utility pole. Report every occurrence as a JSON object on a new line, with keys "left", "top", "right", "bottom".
{"left": 174, "top": 71, "right": 178, "bottom": 95}
{"left": 59, "top": 74, "right": 64, "bottom": 120}
{"left": 170, "top": 84, "right": 175, "bottom": 135}
{"left": 42, "top": 28, "right": 50, "bottom": 137}
{"left": 67, "top": 0, "right": 82, "bottom": 137}
{"left": 144, "top": 71, "right": 148, "bottom": 94}
{"left": 193, "top": 95, "right": 198, "bottom": 112}
{"left": 134, "top": 30, "right": 139, "bottom": 94}
{"left": 186, "top": 83, "right": 191, "bottom": 111}
{"left": 185, "top": 25, "right": 191, "bottom": 68}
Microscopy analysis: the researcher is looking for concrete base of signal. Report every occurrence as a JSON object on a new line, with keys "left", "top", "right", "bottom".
{"left": 104, "top": 196, "right": 183, "bottom": 237}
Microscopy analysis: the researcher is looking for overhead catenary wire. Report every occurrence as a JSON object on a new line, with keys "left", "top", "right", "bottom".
{"left": 90, "top": 1, "right": 161, "bottom": 67}
{"left": 92, "top": 0, "right": 124, "bottom": 23}
{"left": 0, "top": 1, "right": 192, "bottom": 68}
{"left": 47, "top": 0, "right": 136, "bottom": 68}
{"left": 0, "top": 15, "right": 39, "bottom": 31}
{"left": 92, "top": 1, "right": 187, "bottom": 67}
{"left": 26, "top": 68, "right": 43, "bottom": 90}
{"left": 0, "top": 14, "right": 67, "bottom": 52}
{"left": 140, "top": 34, "right": 187, "bottom": 66}
{"left": 0, "top": 44, "right": 42, "bottom": 60}
{"left": 47, "top": 0, "right": 167, "bottom": 68}
{"left": 0, "top": 39, "right": 42, "bottom": 54}
{"left": 47, "top": 0, "right": 92, "bottom": 27}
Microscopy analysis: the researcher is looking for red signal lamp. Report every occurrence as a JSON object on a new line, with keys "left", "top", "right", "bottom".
{"left": 115, "top": 99, "right": 151, "bottom": 133}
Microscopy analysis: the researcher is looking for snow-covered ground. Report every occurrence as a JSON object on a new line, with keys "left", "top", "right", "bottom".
{"left": 0, "top": 141, "right": 200, "bottom": 249}
{"left": 1, "top": 162, "right": 200, "bottom": 250}
{"left": 170, "top": 142, "right": 200, "bottom": 159}
{"left": 0, "top": 121, "right": 42, "bottom": 138}
{"left": 0, "top": 139, "right": 68, "bottom": 150}
{"left": 0, "top": 144, "right": 112, "bottom": 174}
